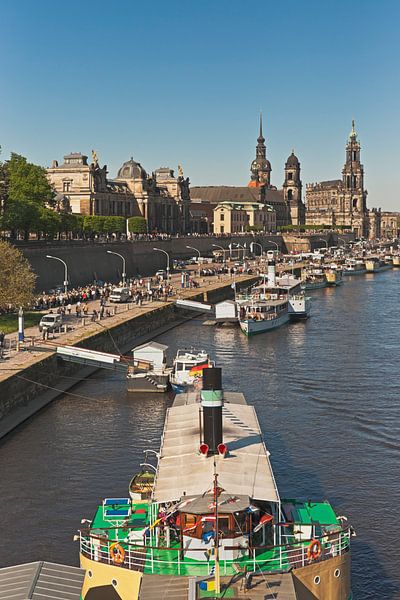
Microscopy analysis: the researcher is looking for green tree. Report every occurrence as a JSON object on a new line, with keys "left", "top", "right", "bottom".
{"left": 0, "top": 241, "right": 36, "bottom": 310}
{"left": 1, "top": 153, "right": 56, "bottom": 239}
{"left": 128, "top": 216, "right": 147, "bottom": 234}
{"left": 103, "top": 216, "right": 125, "bottom": 234}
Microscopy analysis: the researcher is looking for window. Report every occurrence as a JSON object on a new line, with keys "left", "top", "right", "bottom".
{"left": 63, "top": 181, "right": 71, "bottom": 192}
{"left": 288, "top": 172, "right": 293, "bottom": 180}
{"left": 220, "top": 212, "right": 224, "bottom": 221}
{"left": 220, "top": 225, "right": 224, "bottom": 233}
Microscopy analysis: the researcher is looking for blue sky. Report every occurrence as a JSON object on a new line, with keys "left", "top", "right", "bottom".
{"left": 1, "top": 0, "right": 399, "bottom": 210}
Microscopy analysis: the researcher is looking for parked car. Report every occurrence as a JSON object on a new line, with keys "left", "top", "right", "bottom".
{"left": 109, "top": 287, "right": 130, "bottom": 303}
{"left": 39, "top": 313, "right": 63, "bottom": 332}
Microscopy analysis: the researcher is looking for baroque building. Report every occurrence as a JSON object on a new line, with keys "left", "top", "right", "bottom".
{"left": 191, "top": 115, "right": 304, "bottom": 229}
{"left": 47, "top": 152, "right": 138, "bottom": 217}
{"left": 48, "top": 152, "right": 192, "bottom": 233}
{"left": 115, "top": 160, "right": 191, "bottom": 234}
{"left": 306, "top": 122, "right": 381, "bottom": 239}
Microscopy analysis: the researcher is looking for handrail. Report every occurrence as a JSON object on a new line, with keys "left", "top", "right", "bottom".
{"left": 79, "top": 525, "right": 351, "bottom": 553}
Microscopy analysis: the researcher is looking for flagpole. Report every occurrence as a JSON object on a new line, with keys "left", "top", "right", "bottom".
{"left": 213, "top": 464, "right": 221, "bottom": 594}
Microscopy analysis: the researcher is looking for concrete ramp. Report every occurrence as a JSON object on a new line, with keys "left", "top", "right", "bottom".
{"left": 175, "top": 299, "right": 213, "bottom": 313}
{"left": 139, "top": 574, "right": 190, "bottom": 600}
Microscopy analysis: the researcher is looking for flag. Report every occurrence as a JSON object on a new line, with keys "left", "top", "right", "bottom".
{"left": 189, "top": 362, "right": 209, "bottom": 376}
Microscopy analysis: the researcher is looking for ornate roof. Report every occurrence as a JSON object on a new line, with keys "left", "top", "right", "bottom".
{"left": 286, "top": 152, "right": 299, "bottom": 167}
{"left": 117, "top": 158, "right": 147, "bottom": 180}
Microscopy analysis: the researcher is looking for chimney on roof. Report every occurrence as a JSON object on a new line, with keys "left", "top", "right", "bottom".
{"left": 201, "top": 368, "right": 223, "bottom": 454}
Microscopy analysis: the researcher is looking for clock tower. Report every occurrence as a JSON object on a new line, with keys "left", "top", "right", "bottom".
{"left": 248, "top": 114, "right": 271, "bottom": 188}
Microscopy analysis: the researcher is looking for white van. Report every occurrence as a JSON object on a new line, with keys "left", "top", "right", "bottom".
{"left": 39, "top": 313, "right": 63, "bottom": 332}
{"left": 109, "top": 287, "right": 130, "bottom": 303}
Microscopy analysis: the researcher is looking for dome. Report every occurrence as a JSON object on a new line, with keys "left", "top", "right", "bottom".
{"left": 252, "top": 158, "right": 271, "bottom": 172}
{"left": 117, "top": 158, "right": 147, "bottom": 180}
{"left": 286, "top": 152, "right": 299, "bottom": 167}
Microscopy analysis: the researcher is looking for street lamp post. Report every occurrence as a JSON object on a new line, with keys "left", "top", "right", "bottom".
{"left": 106, "top": 250, "right": 127, "bottom": 286}
{"left": 212, "top": 244, "right": 227, "bottom": 264}
{"left": 234, "top": 243, "right": 246, "bottom": 260}
{"left": 186, "top": 245, "right": 201, "bottom": 275}
{"left": 250, "top": 241, "right": 263, "bottom": 256}
{"left": 266, "top": 240, "right": 279, "bottom": 251}
{"left": 316, "top": 238, "right": 329, "bottom": 250}
{"left": 46, "top": 255, "right": 69, "bottom": 294}
{"left": 153, "top": 247, "right": 170, "bottom": 281}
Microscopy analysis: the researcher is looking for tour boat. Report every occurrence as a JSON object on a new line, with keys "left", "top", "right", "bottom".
{"left": 324, "top": 266, "right": 344, "bottom": 286}
{"left": 77, "top": 367, "right": 354, "bottom": 599}
{"left": 365, "top": 257, "right": 392, "bottom": 272}
{"left": 393, "top": 255, "right": 400, "bottom": 267}
{"left": 169, "top": 349, "right": 214, "bottom": 393}
{"left": 304, "top": 268, "right": 327, "bottom": 290}
{"left": 343, "top": 259, "right": 367, "bottom": 276}
{"left": 237, "top": 263, "right": 311, "bottom": 335}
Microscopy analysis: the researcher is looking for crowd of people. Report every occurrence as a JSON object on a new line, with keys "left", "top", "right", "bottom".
{"left": 33, "top": 277, "right": 178, "bottom": 316}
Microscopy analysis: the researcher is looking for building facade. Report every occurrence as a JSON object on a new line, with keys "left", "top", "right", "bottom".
{"left": 306, "top": 122, "right": 381, "bottom": 239}
{"left": 115, "top": 161, "right": 191, "bottom": 234}
{"left": 48, "top": 152, "right": 192, "bottom": 234}
{"left": 47, "top": 152, "right": 138, "bottom": 217}
{"left": 381, "top": 211, "right": 399, "bottom": 239}
{"left": 213, "top": 201, "right": 276, "bottom": 234}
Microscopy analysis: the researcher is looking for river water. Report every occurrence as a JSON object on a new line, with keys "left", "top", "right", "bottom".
{"left": 1, "top": 270, "right": 399, "bottom": 599}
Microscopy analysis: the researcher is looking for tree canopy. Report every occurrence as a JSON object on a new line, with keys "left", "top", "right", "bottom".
{"left": 128, "top": 216, "right": 147, "bottom": 233}
{"left": 0, "top": 241, "right": 36, "bottom": 310}
{"left": 0, "top": 153, "right": 56, "bottom": 239}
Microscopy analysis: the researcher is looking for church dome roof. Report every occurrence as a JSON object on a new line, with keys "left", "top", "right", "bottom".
{"left": 117, "top": 158, "right": 147, "bottom": 180}
{"left": 286, "top": 152, "right": 299, "bottom": 167}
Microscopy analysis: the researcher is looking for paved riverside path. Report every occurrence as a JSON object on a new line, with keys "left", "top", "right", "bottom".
{"left": 0, "top": 270, "right": 256, "bottom": 383}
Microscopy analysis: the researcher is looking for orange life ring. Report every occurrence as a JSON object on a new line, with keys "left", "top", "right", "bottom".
{"left": 109, "top": 542, "right": 125, "bottom": 565}
{"left": 307, "top": 539, "right": 322, "bottom": 561}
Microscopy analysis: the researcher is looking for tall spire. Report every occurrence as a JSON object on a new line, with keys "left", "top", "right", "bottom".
{"left": 349, "top": 119, "right": 357, "bottom": 140}
{"left": 258, "top": 112, "right": 264, "bottom": 143}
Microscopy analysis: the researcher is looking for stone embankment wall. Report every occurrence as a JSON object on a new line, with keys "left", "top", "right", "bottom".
{"left": 0, "top": 276, "right": 256, "bottom": 439}
{"left": 19, "top": 235, "right": 283, "bottom": 291}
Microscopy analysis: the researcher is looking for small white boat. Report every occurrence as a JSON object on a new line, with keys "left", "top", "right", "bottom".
{"left": 170, "top": 349, "right": 214, "bottom": 393}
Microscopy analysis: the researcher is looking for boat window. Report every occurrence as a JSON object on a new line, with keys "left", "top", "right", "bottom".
{"left": 177, "top": 363, "right": 183, "bottom": 371}
{"left": 218, "top": 516, "right": 230, "bottom": 534}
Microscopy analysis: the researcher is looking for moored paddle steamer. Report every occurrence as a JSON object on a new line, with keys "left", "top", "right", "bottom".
{"left": 78, "top": 367, "right": 353, "bottom": 599}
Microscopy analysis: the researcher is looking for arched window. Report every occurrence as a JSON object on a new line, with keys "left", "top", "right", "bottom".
{"left": 288, "top": 190, "right": 293, "bottom": 201}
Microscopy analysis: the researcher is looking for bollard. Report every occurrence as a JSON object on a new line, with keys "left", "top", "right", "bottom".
{"left": 81, "top": 318, "right": 86, "bottom": 327}
{"left": 113, "top": 307, "right": 117, "bottom": 315}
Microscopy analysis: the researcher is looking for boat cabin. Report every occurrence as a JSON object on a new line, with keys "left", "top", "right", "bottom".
{"left": 132, "top": 341, "right": 168, "bottom": 372}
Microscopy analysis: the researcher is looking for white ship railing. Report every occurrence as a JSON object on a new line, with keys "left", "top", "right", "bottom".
{"left": 79, "top": 527, "right": 351, "bottom": 576}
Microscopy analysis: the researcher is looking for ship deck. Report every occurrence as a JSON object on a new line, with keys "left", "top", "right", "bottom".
{"left": 152, "top": 391, "right": 280, "bottom": 504}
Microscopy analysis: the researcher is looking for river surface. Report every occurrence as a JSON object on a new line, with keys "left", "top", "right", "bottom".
{"left": 1, "top": 270, "right": 400, "bottom": 599}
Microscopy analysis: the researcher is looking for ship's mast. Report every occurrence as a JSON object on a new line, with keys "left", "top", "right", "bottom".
{"left": 213, "top": 464, "right": 221, "bottom": 594}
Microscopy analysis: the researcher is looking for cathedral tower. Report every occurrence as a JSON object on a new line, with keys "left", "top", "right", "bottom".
{"left": 248, "top": 114, "right": 271, "bottom": 188}
{"left": 283, "top": 151, "right": 304, "bottom": 225}
{"left": 341, "top": 120, "right": 367, "bottom": 236}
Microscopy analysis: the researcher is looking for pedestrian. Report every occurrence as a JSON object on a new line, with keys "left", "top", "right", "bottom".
{"left": 0, "top": 330, "right": 5, "bottom": 358}
{"left": 67, "top": 303, "right": 72, "bottom": 315}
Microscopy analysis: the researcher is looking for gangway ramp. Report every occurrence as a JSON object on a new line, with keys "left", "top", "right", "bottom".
{"left": 56, "top": 345, "right": 128, "bottom": 372}
{"left": 175, "top": 299, "right": 213, "bottom": 313}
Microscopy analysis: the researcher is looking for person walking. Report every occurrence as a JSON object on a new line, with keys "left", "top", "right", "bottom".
{"left": 0, "top": 331, "right": 5, "bottom": 359}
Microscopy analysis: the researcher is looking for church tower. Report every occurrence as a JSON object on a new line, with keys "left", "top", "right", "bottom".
{"left": 341, "top": 120, "right": 367, "bottom": 236}
{"left": 248, "top": 114, "right": 271, "bottom": 188}
{"left": 283, "top": 151, "right": 304, "bottom": 225}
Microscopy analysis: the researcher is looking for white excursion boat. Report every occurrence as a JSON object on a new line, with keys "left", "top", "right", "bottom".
{"left": 343, "top": 259, "right": 367, "bottom": 276}
{"left": 237, "top": 262, "right": 311, "bottom": 336}
{"left": 365, "top": 257, "right": 392, "bottom": 272}
{"left": 170, "top": 349, "right": 215, "bottom": 393}
{"left": 304, "top": 267, "right": 327, "bottom": 290}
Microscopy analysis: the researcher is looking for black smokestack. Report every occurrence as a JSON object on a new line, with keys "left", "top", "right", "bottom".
{"left": 201, "top": 368, "right": 223, "bottom": 454}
